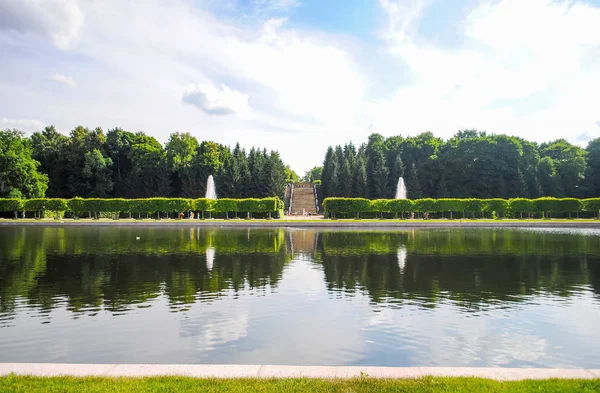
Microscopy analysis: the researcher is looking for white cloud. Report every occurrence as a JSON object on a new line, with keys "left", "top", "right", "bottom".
{"left": 183, "top": 83, "right": 249, "bottom": 115}
{"left": 4, "top": 0, "right": 598, "bottom": 174}
{"left": 379, "top": 0, "right": 430, "bottom": 44}
{"left": 375, "top": 0, "right": 600, "bottom": 145}
{"left": 0, "top": 0, "right": 368, "bottom": 172}
{"left": 51, "top": 73, "right": 76, "bottom": 88}
{"left": 254, "top": 0, "right": 300, "bottom": 14}
{"left": 0, "top": 0, "right": 83, "bottom": 49}
{"left": 0, "top": 117, "right": 46, "bottom": 133}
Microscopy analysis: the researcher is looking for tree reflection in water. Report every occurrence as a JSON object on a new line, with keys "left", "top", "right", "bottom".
{"left": 1, "top": 227, "right": 599, "bottom": 319}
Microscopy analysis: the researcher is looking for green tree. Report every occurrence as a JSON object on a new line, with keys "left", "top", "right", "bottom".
{"left": 65, "top": 126, "right": 107, "bottom": 196}
{"left": 127, "top": 133, "right": 171, "bottom": 197}
{"left": 405, "top": 162, "right": 423, "bottom": 199}
{"left": 538, "top": 157, "right": 562, "bottom": 197}
{"left": 365, "top": 134, "right": 387, "bottom": 198}
{"left": 181, "top": 141, "right": 223, "bottom": 198}
{"left": 0, "top": 129, "right": 48, "bottom": 198}
{"left": 31, "top": 126, "right": 69, "bottom": 197}
{"left": 82, "top": 149, "right": 114, "bottom": 197}
{"left": 285, "top": 165, "right": 300, "bottom": 183}
{"left": 304, "top": 166, "right": 323, "bottom": 182}
{"left": 352, "top": 154, "right": 368, "bottom": 198}
{"left": 105, "top": 128, "right": 135, "bottom": 196}
{"left": 166, "top": 132, "right": 199, "bottom": 195}
{"left": 540, "top": 139, "right": 587, "bottom": 197}
{"left": 264, "top": 151, "right": 287, "bottom": 198}
{"left": 371, "top": 150, "right": 389, "bottom": 198}
{"left": 321, "top": 146, "right": 335, "bottom": 198}
{"left": 388, "top": 155, "right": 405, "bottom": 198}
{"left": 585, "top": 138, "right": 600, "bottom": 197}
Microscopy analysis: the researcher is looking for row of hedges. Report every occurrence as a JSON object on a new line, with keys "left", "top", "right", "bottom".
{"left": 0, "top": 197, "right": 284, "bottom": 219}
{"left": 323, "top": 197, "right": 600, "bottom": 219}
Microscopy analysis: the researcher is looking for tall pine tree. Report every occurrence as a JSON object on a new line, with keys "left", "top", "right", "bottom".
{"left": 405, "top": 162, "right": 423, "bottom": 199}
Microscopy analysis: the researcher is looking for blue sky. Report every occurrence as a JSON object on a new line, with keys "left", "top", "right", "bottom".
{"left": 1, "top": 0, "right": 600, "bottom": 173}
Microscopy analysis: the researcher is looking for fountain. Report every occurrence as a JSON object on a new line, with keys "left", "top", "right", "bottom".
{"left": 205, "top": 175, "right": 217, "bottom": 200}
{"left": 397, "top": 245, "right": 407, "bottom": 270}
{"left": 206, "top": 247, "right": 215, "bottom": 270}
{"left": 395, "top": 176, "right": 407, "bottom": 199}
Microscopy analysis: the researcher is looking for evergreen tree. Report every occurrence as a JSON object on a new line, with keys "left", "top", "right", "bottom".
{"left": 585, "top": 138, "right": 600, "bottom": 197}
{"left": 388, "top": 155, "right": 405, "bottom": 198}
{"left": 436, "top": 174, "right": 449, "bottom": 198}
{"left": 365, "top": 133, "right": 386, "bottom": 198}
{"left": 353, "top": 155, "right": 368, "bottom": 198}
{"left": 333, "top": 145, "right": 347, "bottom": 196}
{"left": 371, "top": 150, "right": 389, "bottom": 198}
{"left": 216, "top": 154, "right": 235, "bottom": 198}
{"left": 321, "top": 146, "right": 335, "bottom": 198}
{"left": 264, "top": 151, "right": 287, "bottom": 198}
{"left": 405, "top": 162, "right": 423, "bottom": 199}
{"left": 154, "top": 158, "right": 173, "bottom": 197}
{"left": 105, "top": 128, "right": 135, "bottom": 196}
{"left": 339, "top": 156, "right": 353, "bottom": 197}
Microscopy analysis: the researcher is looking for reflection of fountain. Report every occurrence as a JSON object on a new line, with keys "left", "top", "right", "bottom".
{"left": 395, "top": 177, "right": 407, "bottom": 199}
{"left": 205, "top": 175, "right": 217, "bottom": 200}
{"left": 206, "top": 247, "right": 215, "bottom": 270}
{"left": 397, "top": 245, "right": 407, "bottom": 270}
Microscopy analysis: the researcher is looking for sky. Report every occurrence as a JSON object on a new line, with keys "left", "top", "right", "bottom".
{"left": 1, "top": 0, "right": 600, "bottom": 174}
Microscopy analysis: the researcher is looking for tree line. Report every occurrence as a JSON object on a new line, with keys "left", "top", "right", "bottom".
{"left": 0, "top": 126, "right": 297, "bottom": 199}
{"left": 316, "top": 130, "right": 600, "bottom": 200}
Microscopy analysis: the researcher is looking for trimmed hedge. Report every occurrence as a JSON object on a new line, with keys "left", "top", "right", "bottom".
{"left": 21, "top": 198, "right": 68, "bottom": 219}
{"left": 0, "top": 197, "right": 283, "bottom": 219}
{"left": 0, "top": 198, "right": 22, "bottom": 217}
{"left": 323, "top": 197, "right": 591, "bottom": 219}
{"left": 322, "top": 198, "right": 372, "bottom": 218}
{"left": 583, "top": 198, "right": 600, "bottom": 217}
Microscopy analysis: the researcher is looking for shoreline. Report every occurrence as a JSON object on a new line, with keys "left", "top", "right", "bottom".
{"left": 1, "top": 218, "right": 600, "bottom": 228}
{"left": 1, "top": 363, "right": 599, "bottom": 380}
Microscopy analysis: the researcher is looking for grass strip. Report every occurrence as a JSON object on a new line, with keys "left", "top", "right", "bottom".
{"left": 1, "top": 375, "right": 600, "bottom": 393}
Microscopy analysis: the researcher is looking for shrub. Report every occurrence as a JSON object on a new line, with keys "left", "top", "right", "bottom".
{"left": 583, "top": 198, "right": 600, "bottom": 217}
{"left": 436, "top": 199, "right": 462, "bottom": 219}
{"left": 22, "top": 198, "right": 67, "bottom": 219}
{"left": 371, "top": 199, "right": 390, "bottom": 218}
{"left": 533, "top": 197, "right": 558, "bottom": 218}
{"left": 213, "top": 199, "right": 238, "bottom": 214}
{"left": 388, "top": 199, "right": 414, "bottom": 216}
{"left": 413, "top": 198, "right": 436, "bottom": 213}
{"left": 0, "top": 199, "right": 23, "bottom": 217}
{"left": 483, "top": 199, "right": 508, "bottom": 218}
{"left": 464, "top": 199, "right": 484, "bottom": 218}
{"left": 508, "top": 198, "right": 534, "bottom": 218}
{"left": 556, "top": 198, "right": 581, "bottom": 218}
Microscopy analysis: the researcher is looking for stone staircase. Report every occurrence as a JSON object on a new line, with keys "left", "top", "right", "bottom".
{"left": 290, "top": 185, "right": 317, "bottom": 215}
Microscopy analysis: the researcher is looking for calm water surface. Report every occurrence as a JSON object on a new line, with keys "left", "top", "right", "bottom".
{"left": 1, "top": 226, "right": 600, "bottom": 367}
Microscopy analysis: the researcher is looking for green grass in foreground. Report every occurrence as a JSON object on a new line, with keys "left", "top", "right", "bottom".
{"left": 1, "top": 376, "right": 599, "bottom": 393}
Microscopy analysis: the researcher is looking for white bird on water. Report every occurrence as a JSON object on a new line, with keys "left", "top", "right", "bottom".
{"left": 136, "top": 237, "right": 140, "bottom": 240}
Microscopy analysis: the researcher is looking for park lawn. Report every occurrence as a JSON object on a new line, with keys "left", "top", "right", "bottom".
{"left": 1, "top": 376, "right": 600, "bottom": 393}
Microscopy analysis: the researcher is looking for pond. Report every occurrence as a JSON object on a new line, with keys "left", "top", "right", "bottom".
{"left": 1, "top": 226, "right": 600, "bottom": 367}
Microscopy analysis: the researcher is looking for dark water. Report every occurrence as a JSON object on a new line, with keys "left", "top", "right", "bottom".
{"left": 1, "top": 226, "right": 600, "bottom": 368}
